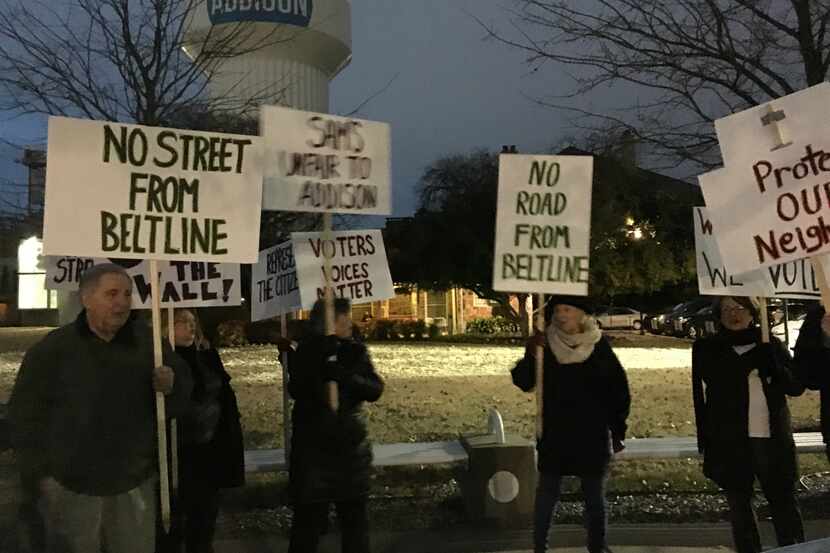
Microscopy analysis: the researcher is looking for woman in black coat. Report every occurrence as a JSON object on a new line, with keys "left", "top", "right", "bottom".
{"left": 159, "top": 309, "right": 245, "bottom": 553}
{"left": 287, "top": 298, "right": 384, "bottom": 553}
{"left": 692, "top": 296, "right": 804, "bottom": 553}
{"left": 512, "top": 296, "right": 630, "bottom": 553}
{"left": 793, "top": 303, "right": 830, "bottom": 464}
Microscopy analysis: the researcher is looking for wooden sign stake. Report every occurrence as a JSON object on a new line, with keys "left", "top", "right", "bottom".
{"left": 758, "top": 297, "right": 770, "bottom": 344}
{"left": 167, "top": 306, "right": 179, "bottom": 496}
{"left": 535, "top": 293, "right": 545, "bottom": 441}
{"left": 811, "top": 257, "right": 830, "bottom": 310}
{"left": 281, "top": 314, "right": 292, "bottom": 464}
{"left": 150, "top": 260, "right": 171, "bottom": 533}
{"left": 322, "top": 212, "right": 339, "bottom": 412}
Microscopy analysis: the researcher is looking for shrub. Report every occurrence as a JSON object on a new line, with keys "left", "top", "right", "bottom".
{"left": 468, "top": 317, "right": 498, "bottom": 334}
{"left": 362, "top": 319, "right": 433, "bottom": 340}
{"left": 246, "top": 319, "right": 282, "bottom": 344}
{"left": 363, "top": 319, "right": 396, "bottom": 340}
{"left": 396, "top": 319, "right": 427, "bottom": 339}
{"left": 467, "top": 316, "right": 520, "bottom": 335}
{"left": 216, "top": 320, "right": 249, "bottom": 347}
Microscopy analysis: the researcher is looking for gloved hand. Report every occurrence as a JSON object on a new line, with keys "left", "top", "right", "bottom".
{"left": 525, "top": 330, "right": 545, "bottom": 358}
{"left": 612, "top": 438, "right": 626, "bottom": 454}
{"left": 276, "top": 337, "right": 293, "bottom": 355}
{"left": 321, "top": 335, "right": 342, "bottom": 383}
{"left": 322, "top": 335, "right": 340, "bottom": 357}
{"left": 821, "top": 313, "right": 830, "bottom": 339}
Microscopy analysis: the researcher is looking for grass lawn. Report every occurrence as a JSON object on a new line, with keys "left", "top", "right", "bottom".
{"left": 218, "top": 341, "right": 824, "bottom": 495}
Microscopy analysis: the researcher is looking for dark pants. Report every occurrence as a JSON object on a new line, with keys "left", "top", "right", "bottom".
{"left": 725, "top": 439, "right": 804, "bottom": 553}
{"left": 288, "top": 500, "right": 370, "bottom": 553}
{"left": 534, "top": 471, "right": 607, "bottom": 553}
{"left": 156, "top": 474, "right": 221, "bottom": 553}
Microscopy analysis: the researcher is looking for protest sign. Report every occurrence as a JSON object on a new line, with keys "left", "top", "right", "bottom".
{"left": 250, "top": 241, "right": 302, "bottom": 322}
{"left": 260, "top": 106, "right": 391, "bottom": 215}
{"left": 42, "top": 116, "right": 263, "bottom": 263}
{"left": 291, "top": 229, "right": 393, "bottom": 308}
{"left": 43, "top": 256, "right": 241, "bottom": 309}
{"left": 698, "top": 82, "right": 830, "bottom": 275}
{"left": 492, "top": 154, "right": 593, "bottom": 296}
{"left": 694, "top": 207, "right": 822, "bottom": 299}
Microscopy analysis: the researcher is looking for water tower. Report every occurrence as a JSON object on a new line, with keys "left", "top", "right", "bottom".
{"left": 183, "top": 0, "right": 352, "bottom": 112}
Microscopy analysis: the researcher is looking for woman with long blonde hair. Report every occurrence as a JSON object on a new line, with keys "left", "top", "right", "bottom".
{"left": 157, "top": 309, "right": 244, "bottom": 553}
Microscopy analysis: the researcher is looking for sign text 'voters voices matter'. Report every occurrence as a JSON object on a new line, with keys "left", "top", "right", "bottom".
{"left": 493, "top": 154, "right": 593, "bottom": 296}
{"left": 699, "top": 82, "right": 830, "bottom": 275}
{"left": 42, "top": 116, "right": 264, "bottom": 263}
{"left": 260, "top": 105, "right": 391, "bottom": 215}
{"left": 694, "top": 207, "right": 825, "bottom": 299}
{"left": 44, "top": 257, "right": 241, "bottom": 309}
{"left": 291, "top": 229, "right": 394, "bottom": 310}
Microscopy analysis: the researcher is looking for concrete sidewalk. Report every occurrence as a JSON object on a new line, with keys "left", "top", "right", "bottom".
{"left": 213, "top": 520, "right": 830, "bottom": 553}
{"left": 216, "top": 545, "right": 728, "bottom": 553}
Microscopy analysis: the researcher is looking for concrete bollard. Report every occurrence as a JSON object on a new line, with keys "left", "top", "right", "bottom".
{"left": 459, "top": 409, "right": 537, "bottom": 527}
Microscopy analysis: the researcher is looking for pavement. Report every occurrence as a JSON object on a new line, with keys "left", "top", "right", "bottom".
{"left": 215, "top": 546, "right": 729, "bottom": 553}
{"left": 213, "top": 521, "right": 830, "bottom": 553}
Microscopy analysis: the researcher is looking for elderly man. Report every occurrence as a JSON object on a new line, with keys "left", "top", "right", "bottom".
{"left": 9, "top": 263, "right": 192, "bottom": 553}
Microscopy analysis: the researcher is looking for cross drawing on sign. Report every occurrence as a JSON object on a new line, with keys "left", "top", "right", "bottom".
{"left": 760, "top": 107, "right": 792, "bottom": 151}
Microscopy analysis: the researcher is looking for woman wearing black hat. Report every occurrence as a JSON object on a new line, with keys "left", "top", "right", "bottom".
{"left": 511, "top": 296, "right": 630, "bottom": 553}
{"left": 692, "top": 296, "right": 804, "bottom": 553}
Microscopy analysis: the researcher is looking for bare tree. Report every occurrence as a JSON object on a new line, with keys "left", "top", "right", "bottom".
{"left": 482, "top": 1, "right": 830, "bottom": 172}
{"left": 0, "top": 0, "right": 301, "bottom": 126}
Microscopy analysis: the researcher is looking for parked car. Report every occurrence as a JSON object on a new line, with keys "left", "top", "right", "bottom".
{"left": 594, "top": 306, "right": 643, "bottom": 330}
{"left": 646, "top": 303, "right": 683, "bottom": 335}
{"left": 767, "top": 300, "right": 812, "bottom": 327}
{"left": 687, "top": 305, "right": 717, "bottom": 340}
{"left": 666, "top": 298, "right": 712, "bottom": 337}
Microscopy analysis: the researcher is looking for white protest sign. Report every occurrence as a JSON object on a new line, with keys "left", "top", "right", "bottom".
{"left": 291, "top": 229, "right": 394, "bottom": 309}
{"left": 42, "top": 116, "right": 263, "bottom": 263}
{"left": 694, "top": 207, "right": 822, "bottom": 299}
{"left": 492, "top": 154, "right": 593, "bottom": 295}
{"left": 260, "top": 106, "right": 391, "bottom": 215}
{"left": 250, "top": 241, "right": 302, "bottom": 322}
{"left": 698, "top": 82, "right": 830, "bottom": 275}
{"left": 43, "top": 256, "right": 241, "bottom": 309}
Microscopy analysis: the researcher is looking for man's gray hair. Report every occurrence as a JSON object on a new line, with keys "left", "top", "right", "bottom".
{"left": 79, "top": 263, "right": 131, "bottom": 296}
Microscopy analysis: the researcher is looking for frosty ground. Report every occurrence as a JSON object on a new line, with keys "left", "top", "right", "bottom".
{"left": 0, "top": 329, "right": 823, "bottom": 490}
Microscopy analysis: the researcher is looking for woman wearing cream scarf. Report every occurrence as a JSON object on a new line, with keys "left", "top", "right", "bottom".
{"left": 512, "top": 296, "right": 631, "bottom": 553}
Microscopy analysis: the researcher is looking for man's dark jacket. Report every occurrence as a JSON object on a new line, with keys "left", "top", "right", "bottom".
{"left": 9, "top": 312, "right": 192, "bottom": 496}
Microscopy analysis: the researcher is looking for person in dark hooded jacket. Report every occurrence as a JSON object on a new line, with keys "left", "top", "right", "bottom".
{"left": 512, "top": 296, "right": 630, "bottom": 553}
{"left": 692, "top": 296, "right": 804, "bottom": 553}
{"left": 793, "top": 302, "right": 830, "bottom": 463}
{"left": 286, "top": 298, "right": 384, "bottom": 553}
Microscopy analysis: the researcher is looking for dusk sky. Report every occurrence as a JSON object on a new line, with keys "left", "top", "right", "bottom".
{"left": 0, "top": 1, "right": 631, "bottom": 217}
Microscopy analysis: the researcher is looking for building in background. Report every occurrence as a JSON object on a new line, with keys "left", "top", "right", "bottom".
{"left": 350, "top": 287, "right": 496, "bottom": 335}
